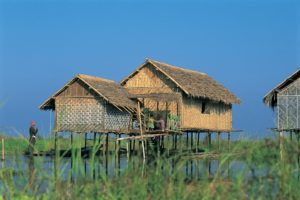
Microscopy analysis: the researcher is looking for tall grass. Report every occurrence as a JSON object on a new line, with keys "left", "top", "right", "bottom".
{"left": 0, "top": 135, "right": 300, "bottom": 200}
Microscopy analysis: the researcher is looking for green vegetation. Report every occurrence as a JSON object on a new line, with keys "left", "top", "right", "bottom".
{"left": 0, "top": 134, "right": 300, "bottom": 199}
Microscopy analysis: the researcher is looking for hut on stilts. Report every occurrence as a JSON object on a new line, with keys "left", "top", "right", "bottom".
{"left": 264, "top": 68, "right": 300, "bottom": 141}
{"left": 40, "top": 59, "right": 241, "bottom": 157}
{"left": 121, "top": 59, "right": 241, "bottom": 150}
{"left": 40, "top": 74, "right": 137, "bottom": 155}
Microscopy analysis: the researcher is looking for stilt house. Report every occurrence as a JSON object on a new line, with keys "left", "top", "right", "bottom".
{"left": 121, "top": 59, "right": 240, "bottom": 132}
{"left": 264, "top": 68, "right": 300, "bottom": 132}
{"left": 40, "top": 74, "right": 137, "bottom": 134}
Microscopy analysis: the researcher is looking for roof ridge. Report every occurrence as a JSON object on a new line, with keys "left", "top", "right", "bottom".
{"left": 78, "top": 74, "right": 116, "bottom": 83}
{"left": 147, "top": 59, "right": 207, "bottom": 76}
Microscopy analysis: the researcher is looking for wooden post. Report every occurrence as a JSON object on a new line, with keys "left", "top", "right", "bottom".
{"left": 228, "top": 132, "right": 231, "bottom": 152}
{"left": 186, "top": 132, "right": 189, "bottom": 149}
{"left": 94, "top": 132, "right": 96, "bottom": 147}
{"left": 279, "top": 131, "right": 284, "bottom": 160}
{"left": 118, "top": 134, "right": 121, "bottom": 154}
{"left": 126, "top": 141, "right": 129, "bottom": 158}
{"left": 1, "top": 138, "right": 4, "bottom": 161}
{"left": 290, "top": 131, "right": 293, "bottom": 141}
{"left": 190, "top": 132, "right": 193, "bottom": 150}
{"left": 106, "top": 133, "right": 109, "bottom": 155}
{"left": 85, "top": 133, "right": 87, "bottom": 150}
{"left": 175, "top": 134, "right": 177, "bottom": 150}
{"left": 165, "top": 102, "right": 169, "bottom": 129}
{"left": 54, "top": 133, "right": 58, "bottom": 156}
{"left": 217, "top": 132, "right": 221, "bottom": 152}
{"left": 197, "top": 133, "right": 200, "bottom": 148}
{"left": 71, "top": 132, "right": 74, "bottom": 152}
{"left": 208, "top": 132, "right": 212, "bottom": 151}
{"left": 138, "top": 101, "right": 146, "bottom": 160}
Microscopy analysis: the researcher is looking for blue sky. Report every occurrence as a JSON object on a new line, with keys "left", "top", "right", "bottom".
{"left": 0, "top": 0, "right": 299, "bottom": 138}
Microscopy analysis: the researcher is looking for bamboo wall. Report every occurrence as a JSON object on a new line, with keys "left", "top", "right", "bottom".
{"left": 181, "top": 97, "right": 232, "bottom": 131}
{"left": 277, "top": 78, "right": 300, "bottom": 130}
{"left": 124, "top": 63, "right": 178, "bottom": 94}
{"left": 55, "top": 79, "right": 131, "bottom": 133}
{"left": 124, "top": 63, "right": 180, "bottom": 117}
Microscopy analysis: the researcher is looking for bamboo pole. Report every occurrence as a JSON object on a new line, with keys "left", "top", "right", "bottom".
{"left": 1, "top": 138, "right": 4, "bottom": 161}
{"left": 138, "top": 101, "right": 146, "bottom": 160}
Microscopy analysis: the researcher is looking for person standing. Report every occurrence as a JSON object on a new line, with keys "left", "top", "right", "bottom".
{"left": 147, "top": 115, "right": 155, "bottom": 131}
{"left": 28, "top": 121, "right": 38, "bottom": 154}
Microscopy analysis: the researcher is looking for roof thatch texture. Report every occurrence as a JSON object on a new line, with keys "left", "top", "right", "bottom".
{"left": 121, "top": 59, "right": 240, "bottom": 105}
{"left": 264, "top": 68, "right": 300, "bottom": 108}
{"left": 40, "top": 74, "right": 136, "bottom": 111}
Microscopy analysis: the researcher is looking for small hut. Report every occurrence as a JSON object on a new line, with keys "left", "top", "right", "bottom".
{"left": 264, "top": 68, "right": 300, "bottom": 132}
{"left": 40, "top": 74, "right": 137, "bottom": 134}
{"left": 121, "top": 59, "right": 240, "bottom": 132}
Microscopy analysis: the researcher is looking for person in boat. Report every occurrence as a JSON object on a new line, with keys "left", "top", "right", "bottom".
{"left": 28, "top": 120, "right": 38, "bottom": 154}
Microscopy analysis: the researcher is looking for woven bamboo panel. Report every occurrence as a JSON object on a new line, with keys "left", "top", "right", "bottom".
{"left": 181, "top": 97, "right": 232, "bottom": 131}
{"left": 55, "top": 97, "right": 105, "bottom": 132}
{"left": 104, "top": 104, "right": 131, "bottom": 130}
{"left": 277, "top": 79, "right": 300, "bottom": 130}
{"left": 55, "top": 96, "right": 132, "bottom": 133}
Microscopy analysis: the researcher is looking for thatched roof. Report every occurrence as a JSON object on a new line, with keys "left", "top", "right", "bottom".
{"left": 264, "top": 68, "right": 300, "bottom": 108}
{"left": 40, "top": 74, "right": 137, "bottom": 112}
{"left": 121, "top": 59, "right": 240, "bottom": 104}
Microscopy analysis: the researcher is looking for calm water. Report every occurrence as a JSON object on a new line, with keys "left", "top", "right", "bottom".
{"left": 0, "top": 148, "right": 293, "bottom": 195}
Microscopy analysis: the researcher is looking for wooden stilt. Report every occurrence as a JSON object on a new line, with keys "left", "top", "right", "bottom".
{"left": 191, "top": 132, "right": 193, "bottom": 150}
{"left": 133, "top": 139, "right": 136, "bottom": 153}
{"left": 138, "top": 101, "right": 146, "bottom": 160}
{"left": 129, "top": 140, "right": 132, "bottom": 153}
{"left": 54, "top": 133, "right": 58, "bottom": 156}
{"left": 206, "top": 132, "right": 209, "bottom": 150}
{"left": 208, "top": 132, "right": 212, "bottom": 151}
{"left": 142, "top": 140, "right": 146, "bottom": 161}
{"left": 126, "top": 141, "right": 129, "bottom": 158}
{"left": 197, "top": 132, "right": 200, "bottom": 147}
{"left": 290, "top": 131, "right": 293, "bottom": 141}
{"left": 175, "top": 134, "right": 177, "bottom": 150}
{"left": 94, "top": 132, "right": 96, "bottom": 146}
{"left": 114, "top": 134, "right": 117, "bottom": 153}
{"left": 1, "top": 138, "right": 4, "bottom": 161}
{"left": 106, "top": 133, "right": 109, "bottom": 155}
{"left": 279, "top": 131, "right": 285, "bottom": 160}
{"left": 186, "top": 132, "right": 189, "bottom": 149}
{"left": 118, "top": 134, "right": 121, "bottom": 153}
{"left": 217, "top": 132, "right": 221, "bottom": 152}
{"left": 85, "top": 133, "right": 87, "bottom": 150}
{"left": 71, "top": 132, "right": 73, "bottom": 150}
{"left": 190, "top": 160, "right": 193, "bottom": 180}
{"left": 228, "top": 132, "right": 231, "bottom": 152}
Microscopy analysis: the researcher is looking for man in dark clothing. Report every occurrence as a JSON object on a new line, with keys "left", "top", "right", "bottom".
{"left": 29, "top": 121, "right": 38, "bottom": 154}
